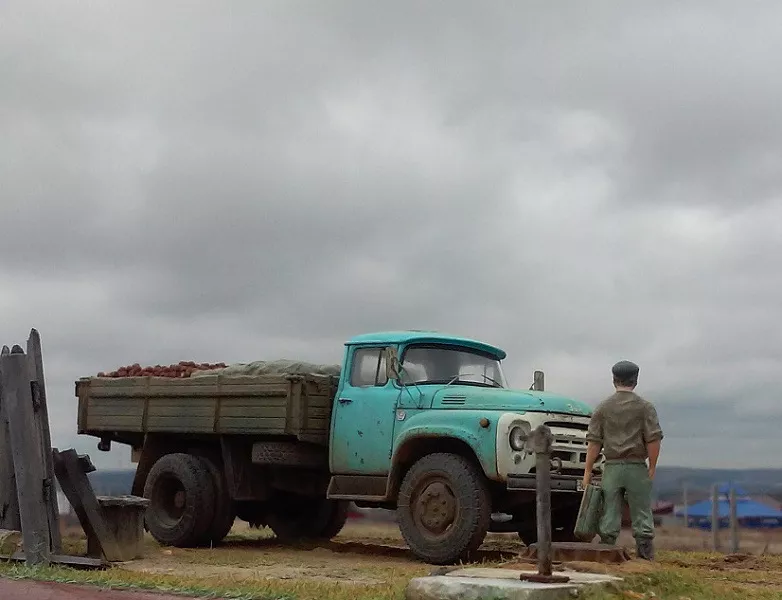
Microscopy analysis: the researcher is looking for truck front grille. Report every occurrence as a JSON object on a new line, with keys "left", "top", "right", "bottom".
{"left": 544, "top": 422, "right": 591, "bottom": 468}
{"left": 545, "top": 420, "right": 588, "bottom": 431}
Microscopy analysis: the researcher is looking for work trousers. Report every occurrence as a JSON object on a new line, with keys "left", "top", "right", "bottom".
{"left": 599, "top": 461, "right": 654, "bottom": 545}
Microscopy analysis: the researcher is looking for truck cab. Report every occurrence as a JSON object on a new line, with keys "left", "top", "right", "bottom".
{"left": 326, "top": 331, "right": 601, "bottom": 564}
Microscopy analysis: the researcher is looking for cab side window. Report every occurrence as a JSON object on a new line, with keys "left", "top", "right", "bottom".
{"left": 350, "top": 348, "right": 389, "bottom": 387}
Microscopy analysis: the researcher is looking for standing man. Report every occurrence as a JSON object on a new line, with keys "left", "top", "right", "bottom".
{"left": 582, "top": 360, "right": 663, "bottom": 560}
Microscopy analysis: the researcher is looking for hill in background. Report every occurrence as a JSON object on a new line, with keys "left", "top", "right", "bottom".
{"left": 652, "top": 467, "right": 782, "bottom": 504}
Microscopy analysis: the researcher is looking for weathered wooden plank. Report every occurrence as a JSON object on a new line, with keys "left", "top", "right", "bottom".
{"left": 219, "top": 406, "right": 290, "bottom": 419}
{"left": 1, "top": 349, "right": 50, "bottom": 565}
{"left": 147, "top": 404, "right": 214, "bottom": 417}
{"left": 302, "top": 417, "right": 331, "bottom": 429}
{"left": 85, "top": 407, "right": 145, "bottom": 418}
{"left": 0, "top": 358, "right": 21, "bottom": 532}
{"left": 304, "top": 406, "right": 332, "bottom": 419}
{"left": 85, "top": 416, "right": 145, "bottom": 431}
{"left": 145, "top": 416, "right": 214, "bottom": 431}
{"left": 218, "top": 397, "right": 299, "bottom": 408}
{"left": 218, "top": 417, "right": 288, "bottom": 432}
{"left": 26, "top": 329, "right": 62, "bottom": 554}
{"left": 87, "top": 373, "right": 336, "bottom": 384}
{"left": 87, "top": 398, "right": 144, "bottom": 412}
{"left": 84, "top": 375, "right": 334, "bottom": 393}
{"left": 83, "top": 387, "right": 333, "bottom": 405}
{"left": 52, "top": 448, "right": 123, "bottom": 562}
{"left": 4, "top": 551, "right": 106, "bottom": 569}
{"left": 88, "top": 375, "right": 298, "bottom": 388}
{"left": 86, "top": 388, "right": 287, "bottom": 399}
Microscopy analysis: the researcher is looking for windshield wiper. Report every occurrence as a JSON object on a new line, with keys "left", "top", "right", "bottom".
{"left": 444, "top": 373, "right": 503, "bottom": 388}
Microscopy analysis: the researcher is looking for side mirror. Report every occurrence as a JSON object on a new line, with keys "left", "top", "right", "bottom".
{"left": 383, "top": 346, "right": 400, "bottom": 381}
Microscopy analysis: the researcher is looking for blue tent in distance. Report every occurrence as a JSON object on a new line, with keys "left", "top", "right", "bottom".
{"left": 675, "top": 484, "right": 782, "bottom": 530}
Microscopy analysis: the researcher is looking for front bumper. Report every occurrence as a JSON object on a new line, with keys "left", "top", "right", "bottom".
{"left": 507, "top": 473, "right": 601, "bottom": 493}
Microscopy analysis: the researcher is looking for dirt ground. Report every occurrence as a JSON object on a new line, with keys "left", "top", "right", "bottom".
{"left": 116, "top": 520, "right": 782, "bottom": 591}
{"left": 7, "top": 519, "right": 782, "bottom": 600}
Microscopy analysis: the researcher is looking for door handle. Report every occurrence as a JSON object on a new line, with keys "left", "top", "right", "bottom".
{"left": 338, "top": 397, "right": 353, "bottom": 405}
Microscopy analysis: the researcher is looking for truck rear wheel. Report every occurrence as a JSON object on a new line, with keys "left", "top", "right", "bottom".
{"left": 194, "top": 455, "right": 236, "bottom": 546}
{"left": 397, "top": 452, "right": 491, "bottom": 565}
{"left": 266, "top": 494, "right": 349, "bottom": 542}
{"left": 236, "top": 501, "right": 268, "bottom": 529}
{"left": 143, "top": 453, "right": 216, "bottom": 547}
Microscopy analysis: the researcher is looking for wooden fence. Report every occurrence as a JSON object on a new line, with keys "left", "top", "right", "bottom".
{"left": 0, "top": 328, "right": 147, "bottom": 568}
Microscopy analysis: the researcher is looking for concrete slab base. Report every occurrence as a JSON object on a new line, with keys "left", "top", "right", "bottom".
{"left": 406, "top": 567, "right": 622, "bottom": 600}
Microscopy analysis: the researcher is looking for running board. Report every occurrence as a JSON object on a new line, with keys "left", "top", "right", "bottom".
{"left": 327, "top": 474, "right": 389, "bottom": 500}
{"left": 328, "top": 494, "right": 387, "bottom": 502}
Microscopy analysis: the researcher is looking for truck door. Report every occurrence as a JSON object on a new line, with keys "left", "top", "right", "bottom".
{"left": 330, "top": 345, "right": 396, "bottom": 475}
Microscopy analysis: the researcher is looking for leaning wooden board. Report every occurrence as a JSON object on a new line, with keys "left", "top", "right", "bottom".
{"left": 76, "top": 373, "right": 338, "bottom": 446}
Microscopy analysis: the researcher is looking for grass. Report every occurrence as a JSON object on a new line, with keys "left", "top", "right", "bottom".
{"left": 578, "top": 551, "right": 782, "bottom": 600}
{"left": 0, "top": 559, "right": 423, "bottom": 600}
{"left": 1, "top": 524, "right": 781, "bottom": 600}
{"left": 0, "top": 563, "right": 411, "bottom": 600}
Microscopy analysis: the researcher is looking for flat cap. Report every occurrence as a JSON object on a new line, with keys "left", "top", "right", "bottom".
{"left": 612, "top": 360, "right": 639, "bottom": 378}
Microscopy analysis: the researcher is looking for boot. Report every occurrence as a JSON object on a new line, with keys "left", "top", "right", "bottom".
{"left": 636, "top": 537, "right": 655, "bottom": 560}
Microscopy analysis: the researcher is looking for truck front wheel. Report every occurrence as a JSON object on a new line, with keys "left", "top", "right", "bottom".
{"left": 143, "top": 453, "right": 216, "bottom": 547}
{"left": 397, "top": 453, "right": 491, "bottom": 565}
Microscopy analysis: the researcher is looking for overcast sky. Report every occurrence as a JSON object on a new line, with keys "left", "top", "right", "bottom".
{"left": 2, "top": 1, "right": 781, "bottom": 470}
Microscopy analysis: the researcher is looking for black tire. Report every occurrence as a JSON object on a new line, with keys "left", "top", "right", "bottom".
{"left": 396, "top": 453, "right": 491, "bottom": 565}
{"left": 236, "top": 501, "right": 269, "bottom": 529}
{"left": 317, "top": 499, "right": 350, "bottom": 539}
{"left": 193, "top": 455, "right": 236, "bottom": 546}
{"left": 266, "top": 495, "right": 350, "bottom": 542}
{"left": 143, "top": 453, "right": 216, "bottom": 547}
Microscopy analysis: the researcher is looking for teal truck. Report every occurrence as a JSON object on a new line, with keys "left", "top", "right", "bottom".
{"left": 75, "top": 331, "right": 601, "bottom": 564}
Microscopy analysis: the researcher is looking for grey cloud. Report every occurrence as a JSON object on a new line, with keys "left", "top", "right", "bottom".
{"left": 2, "top": 1, "right": 782, "bottom": 470}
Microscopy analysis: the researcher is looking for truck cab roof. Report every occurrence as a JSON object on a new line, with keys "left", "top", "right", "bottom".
{"left": 345, "top": 330, "right": 507, "bottom": 360}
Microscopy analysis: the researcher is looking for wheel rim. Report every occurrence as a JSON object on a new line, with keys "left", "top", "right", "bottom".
{"left": 411, "top": 477, "right": 458, "bottom": 540}
{"left": 153, "top": 474, "right": 187, "bottom": 527}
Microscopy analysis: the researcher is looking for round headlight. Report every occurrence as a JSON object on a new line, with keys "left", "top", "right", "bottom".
{"left": 509, "top": 423, "right": 531, "bottom": 451}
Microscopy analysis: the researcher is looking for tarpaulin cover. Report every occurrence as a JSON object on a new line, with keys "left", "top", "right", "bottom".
{"left": 190, "top": 359, "right": 342, "bottom": 378}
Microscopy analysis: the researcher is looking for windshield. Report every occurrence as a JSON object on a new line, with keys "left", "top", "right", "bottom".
{"left": 400, "top": 345, "right": 507, "bottom": 388}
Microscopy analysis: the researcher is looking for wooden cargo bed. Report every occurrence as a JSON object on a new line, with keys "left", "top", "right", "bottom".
{"left": 76, "top": 373, "right": 338, "bottom": 446}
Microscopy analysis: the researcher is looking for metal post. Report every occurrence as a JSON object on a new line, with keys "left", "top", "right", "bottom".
{"left": 519, "top": 425, "right": 570, "bottom": 584}
{"left": 729, "top": 483, "right": 739, "bottom": 554}
{"left": 532, "top": 425, "right": 553, "bottom": 576}
{"left": 711, "top": 484, "right": 719, "bottom": 552}
{"left": 1, "top": 347, "right": 51, "bottom": 565}
{"left": 533, "top": 371, "right": 545, "bottom": 391}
